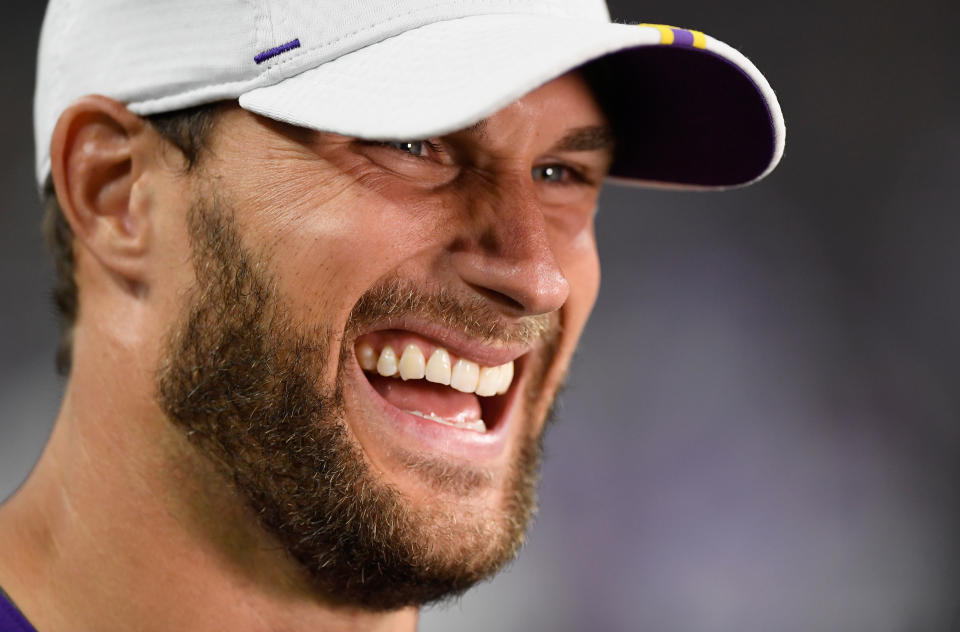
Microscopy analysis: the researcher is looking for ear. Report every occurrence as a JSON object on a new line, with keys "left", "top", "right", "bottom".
{"left": 49, "top": 95, "right": 153, "bottom": 286}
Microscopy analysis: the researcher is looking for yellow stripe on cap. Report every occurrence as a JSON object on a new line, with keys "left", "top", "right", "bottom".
{"left": 691, "top": 30, "right": 707, "bottom": 49}
{"left": 639, "top": 23, "right": 708, "bottom": 49}
{"left": 639, "top": 23, "right": 675, "bottom": 46}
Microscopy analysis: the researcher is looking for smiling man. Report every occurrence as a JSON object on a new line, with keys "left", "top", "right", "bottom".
{"left": 0, "top": 1, "right": 783, "bottom": 630}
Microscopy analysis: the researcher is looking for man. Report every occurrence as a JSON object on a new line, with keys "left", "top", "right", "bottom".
{"left": 0, "top": 0, "right": 783, "bottom": 629}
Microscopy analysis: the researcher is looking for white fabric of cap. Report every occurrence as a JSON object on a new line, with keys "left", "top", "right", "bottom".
{"left": 34, "top": 0, "right": 784, "bottom": 188}
{"left": 242, "top": 15, "right": 664, "bottom": 140}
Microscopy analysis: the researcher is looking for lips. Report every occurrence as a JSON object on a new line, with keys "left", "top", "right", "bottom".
{"left": 366, "top": 377, "right": 488, "bottom": 433}
{"left": 354, "top": 329, "right": 523, "bottom": 436}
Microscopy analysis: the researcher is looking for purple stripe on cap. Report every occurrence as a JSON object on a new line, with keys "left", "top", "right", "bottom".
{"left": 671, "top": 28, "right": 694, "bottom": 47}
{"left": 254, "top": 38, "right": 301, "bottom": 65}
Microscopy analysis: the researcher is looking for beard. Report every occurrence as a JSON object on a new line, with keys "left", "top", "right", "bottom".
{"left": 156, "top": 197, "right": 561, "bottom": 610}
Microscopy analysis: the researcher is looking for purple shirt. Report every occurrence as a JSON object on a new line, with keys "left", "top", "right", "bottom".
{"left": 0, "top": 588, "right": 35, "bottom": 632}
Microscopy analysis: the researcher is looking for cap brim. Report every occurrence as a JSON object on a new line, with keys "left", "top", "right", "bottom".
{"left": 239, "top": 15, "right": 784, "bottom": 189}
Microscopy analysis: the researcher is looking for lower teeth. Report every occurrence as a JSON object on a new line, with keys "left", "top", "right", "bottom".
{"left": 406, "top": 410, "right": 487, "bottom": 433}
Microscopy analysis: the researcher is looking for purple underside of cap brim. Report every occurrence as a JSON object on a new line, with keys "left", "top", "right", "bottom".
{"left": 585, "top": 46, "right": 776, "bottom": 186}
{"left": 671, "top": 28, "right": 695, "bottom": 47}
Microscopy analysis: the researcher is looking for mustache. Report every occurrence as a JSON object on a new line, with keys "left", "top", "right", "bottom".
{"left": 346, "top": 278, "right": 558, "bottom": 347}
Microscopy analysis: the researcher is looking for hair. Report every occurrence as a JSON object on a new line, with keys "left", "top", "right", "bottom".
{"left": 42, "top": 103, "right": 222, "bottom": 375}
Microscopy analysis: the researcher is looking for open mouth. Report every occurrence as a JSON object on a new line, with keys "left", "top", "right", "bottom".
{"left": 354, "top": 329, "right": 522, "bottom": 437}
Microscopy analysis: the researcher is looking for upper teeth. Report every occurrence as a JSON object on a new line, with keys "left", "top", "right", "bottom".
{"left": 357, "top": 343, "right": 514, "bottom": 397}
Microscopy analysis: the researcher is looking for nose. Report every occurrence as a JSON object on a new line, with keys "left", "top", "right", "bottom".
{"left": 449, "top": 175, "right": 570, "bottom": 316}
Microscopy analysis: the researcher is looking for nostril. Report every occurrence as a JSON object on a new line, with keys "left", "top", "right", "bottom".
{"left": 469, "top": 284, "right": 526, "bottom": 312}
{"left": 449, "top": 228, "right": 570, "bottom": 315}
{"left": 477, "top": 229, "right": 500, "bottom": 253}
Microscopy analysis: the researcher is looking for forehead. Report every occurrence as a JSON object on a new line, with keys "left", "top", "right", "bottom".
{"left": 478, "top": 71, "right": 607, "bottom": 126}
{"left": 404, "top": 71, "right": 614, "bottom": 156}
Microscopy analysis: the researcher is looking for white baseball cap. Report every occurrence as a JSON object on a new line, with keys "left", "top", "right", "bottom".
{"left": 34, "top": 0, "right": 785, "bottom": 189}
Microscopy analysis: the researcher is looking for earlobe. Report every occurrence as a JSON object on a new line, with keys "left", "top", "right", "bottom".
{"left": 49, "top": 95, "right": 152, "bottom": 283}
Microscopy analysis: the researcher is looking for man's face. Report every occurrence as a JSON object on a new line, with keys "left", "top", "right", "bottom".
{"left": 156, "top": 72, "right": 611, "bottom": 608}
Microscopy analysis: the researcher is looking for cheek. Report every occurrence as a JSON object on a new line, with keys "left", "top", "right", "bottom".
{"left": 559, "top": 223, "right": 601, "bottom": 335}
{"left": 557, "top": 225, "right": 601, "bottom": 360}
{"left": 536, "top": 224, "right": 600, "bottom": 406}
{"left": 237, "top": 174, "right": 448, "bottom": 324}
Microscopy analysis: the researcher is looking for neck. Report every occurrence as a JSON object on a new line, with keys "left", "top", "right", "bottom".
{"left": 0, "top": 371, "right": 417, "bottom": 632}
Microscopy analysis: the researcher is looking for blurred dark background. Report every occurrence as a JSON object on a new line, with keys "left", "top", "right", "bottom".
{"left": 2, "top": 1, "right": 957, "bottom": 630}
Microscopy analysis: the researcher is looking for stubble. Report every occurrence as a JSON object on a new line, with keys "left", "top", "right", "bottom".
{"left": 156, "top": 198, "right": 560, "bottom": 609}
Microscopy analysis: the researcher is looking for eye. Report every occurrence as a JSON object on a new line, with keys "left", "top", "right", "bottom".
{"left": 532, "top": 164, "right": 585, "bottom": 184}
{"left": 385, "top": 140, "right": 437, "bottom": 158}
{"left": 358, "top": 138, "right": 457, "bottom": 187}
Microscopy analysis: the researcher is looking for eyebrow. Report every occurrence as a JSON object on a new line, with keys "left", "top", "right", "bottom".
{"left": 463, "top": 119, "right": 488, "bottom": 139}
{"left": 455, "top": 120, "right": 615, "bottom": 153}
{"left": 550, "top": 125, "right": 617, "bottom": 152}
